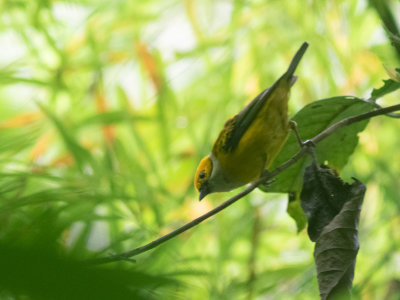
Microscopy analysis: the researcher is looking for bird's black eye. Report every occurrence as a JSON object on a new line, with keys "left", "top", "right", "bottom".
{"left": 199, "top": 171, "right": 206, "bottom": 179}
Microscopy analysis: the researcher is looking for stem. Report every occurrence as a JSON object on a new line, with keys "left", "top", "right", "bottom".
{"left": 311, "top": 104, "right": 400, "bottom": 144}
{"left": 247, "top": 207, "right": 262, "bottom": 300}
{"left": 87, "top": 103, "right": 400, "bottom": 265}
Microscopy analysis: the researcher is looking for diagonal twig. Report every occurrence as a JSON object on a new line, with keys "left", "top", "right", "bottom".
{"left": 86, "top": 103, "right": 400, "bottom": 265}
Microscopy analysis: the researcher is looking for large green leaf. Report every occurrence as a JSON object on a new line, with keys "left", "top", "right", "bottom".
{"left": 263, "top": 97, "right": 375, "bottom": 193}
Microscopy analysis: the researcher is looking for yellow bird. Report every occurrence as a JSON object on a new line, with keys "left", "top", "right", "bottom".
{"left": 194, "top": 42, "right": 308, "bottom": 200}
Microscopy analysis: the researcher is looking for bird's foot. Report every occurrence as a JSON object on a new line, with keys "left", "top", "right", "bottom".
{"left": 289, "top": 121, "right": 317, "bottom": 154}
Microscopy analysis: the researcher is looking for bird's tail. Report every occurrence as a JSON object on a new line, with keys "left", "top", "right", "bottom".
{"left": 284, "top": 42, "right": 308, "bottom": 80}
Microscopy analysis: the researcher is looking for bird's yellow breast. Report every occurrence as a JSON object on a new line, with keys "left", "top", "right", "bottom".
{"left": 216, "top": 83, "right": 291, "bottom": 185}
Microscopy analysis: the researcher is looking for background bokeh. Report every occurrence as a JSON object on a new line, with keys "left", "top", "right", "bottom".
{"left": 1, "top": 0, "right": 400, "bottom": 299}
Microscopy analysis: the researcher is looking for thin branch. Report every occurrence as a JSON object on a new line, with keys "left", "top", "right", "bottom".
{"left": 86, "top": 177, "right": 266, "bottom": 265}
{"left": 87, "top": 103, "right": 400, "bottom": 265}
{"left": 361, "top": 98, "right": 400, "bottom": 118}
{"left": 311, "top": 103, "right": 400, "bottom": 144}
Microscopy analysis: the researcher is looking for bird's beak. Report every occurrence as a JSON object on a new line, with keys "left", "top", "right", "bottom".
{"left": 199, "top": 184, "right": 209, "bottom": 201}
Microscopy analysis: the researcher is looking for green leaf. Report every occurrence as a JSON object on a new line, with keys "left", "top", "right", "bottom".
{"left": 369, "top": 0, "right": 400, "bottom": 59}
{"left": 0, "top": 242, "right": 175, "bottom": 300}
{"left": 38, "top": 103, "right": 96, "bottom": 173}
{"left": 287, "top": 192, "right": 307, "bottom": 233}
{"left": 0, "top": 124, "right": 42, "bottom": 155}
{"left": 370, "top": 78, "right": 400, "bottom": 100}
{"left": 263, "top": 97, "right": 374, "bottom": 193}
{"left": 77, "top": 111, "right": 153, "bottom": 128}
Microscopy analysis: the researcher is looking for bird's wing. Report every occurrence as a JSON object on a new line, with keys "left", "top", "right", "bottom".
{"left": 212, "top": 42, "right": 308, "bottom": 154}
{"left": 213, "top": 86, "right": 274, "bottom": 154}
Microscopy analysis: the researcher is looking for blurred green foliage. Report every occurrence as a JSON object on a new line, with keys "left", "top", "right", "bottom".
{"left": 0, "top": 0, "right": 400, "bottom": 299}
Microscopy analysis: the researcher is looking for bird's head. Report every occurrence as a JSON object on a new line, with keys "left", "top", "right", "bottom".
{"left": 194, "top": 156, "right": 213, "bottom": 201}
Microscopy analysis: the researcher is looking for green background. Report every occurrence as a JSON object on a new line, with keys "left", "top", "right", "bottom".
{"left": 0, "top": 0, "right": 399, "bottom": 299}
